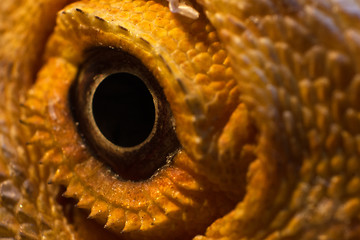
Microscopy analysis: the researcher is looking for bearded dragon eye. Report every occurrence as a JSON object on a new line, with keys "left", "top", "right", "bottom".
{"left": 20, "top": 1, "right": 242, "bottom": 238}
{"left": 72, "top": 48, "right": 179, "bottom": 181}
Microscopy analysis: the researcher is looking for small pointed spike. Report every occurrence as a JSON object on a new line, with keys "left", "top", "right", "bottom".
{"left": 39, "top": 149, "right": 62, "bottom": 166}
{"left": 22, "top": 98, "right": 45, "bottom": 115}
{"left": 76, "top": 193, "right": 95, "bottom": 209}
{"left": 26, "top": 88, "right": 45, "bottom": 100}
{"left": 50, "top": 166, "right": 72, "bottom": 185}
{"left": 63, "top": 179, "right": 83, "bottom": 199}
{"left": 29, "top": 131, "right": 52, "bottom": 148}
{"left": 104, "top": 208, "right": 125, "bottom": 232}
{"left": 89, "top": 200, "right": 109, "bottom": 223}
{"left": 165, "top": 169, "right": 202, "bottom": 191}
{"left": 19, "top": 116, "right": 46, "bottom": 129}
{"left": 146, "top": 203, "right": 168, "bottom": 226}
{"left": 161, "top": 178, "right": 195, "bottom": 207}
{"left": 138, "top": 210, "right": 154, "bottom": 231}
{"left": 122, "top": 211, "right": 141, "bottom": 232}
{"left": 153, "top": 195, "right": 181, "bottom": 216}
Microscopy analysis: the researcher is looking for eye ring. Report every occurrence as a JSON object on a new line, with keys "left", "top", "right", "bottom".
{"left": 71, "top": 47, "right": 180, "bottom": 181}
{"left": 82, "top": 71, "right": 158, "bottom": 154}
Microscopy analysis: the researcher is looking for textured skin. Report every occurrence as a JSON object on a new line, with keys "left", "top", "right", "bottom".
{"left": 0, "top": 0, "right": 360, "bottom": 240}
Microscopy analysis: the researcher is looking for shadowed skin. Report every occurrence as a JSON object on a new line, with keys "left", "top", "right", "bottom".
{"left": 0, "top": 0, "right": 360, "bottom": 239}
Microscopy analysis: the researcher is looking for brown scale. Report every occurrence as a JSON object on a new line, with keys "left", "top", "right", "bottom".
{"left": 0, "top": 0, "right": 360, "bottom": 240}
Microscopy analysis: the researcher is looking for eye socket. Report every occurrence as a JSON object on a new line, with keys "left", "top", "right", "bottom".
{"left": 71, "top": 47, "right": 180, "bottom": 181}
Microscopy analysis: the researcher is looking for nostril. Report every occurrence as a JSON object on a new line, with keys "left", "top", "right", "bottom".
{"left": 92, "top": 72, "right": 155, "bottom": 148}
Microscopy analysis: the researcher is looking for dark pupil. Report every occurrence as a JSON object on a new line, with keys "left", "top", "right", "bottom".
{"left": 92, "top": 73, "right": 155, "bottom": 147}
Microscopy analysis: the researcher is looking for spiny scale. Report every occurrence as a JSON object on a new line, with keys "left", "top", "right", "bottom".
{"left": 104, "top": 208, "right": 125, "bottom": 232}
{"left": 28, "top": 131, "right": 53, "bottom": 149}
{"left": 89, "top": 200, "right": 109, "bottom": 223}
{"left": 19, "top": 101, "right": 45, "bottom": 118}
{"left": 152, "top": 195, "right": 180, "bottom": 216}
{"left": 39, "top": 149, "right": 63, "bottom": 165}
{"left": 146, "top": 203, "right": 168, "bottom": 226}
{"left": 122, "top": 211, "right": 141, "bottom": 232}
{"left": 19, "top": 116, "right": 46, "bottom": 130}
{"left": 62, "top": 178, "right": 84, "bottom": 199}
{"left": 76, "top": 192, "right": 96, "bottom": 209}
{"left": 50, "top": 166, "right": 73, "bottom": 185}
{"left": 138, "top": 210, "right": 154, "bottom": 231}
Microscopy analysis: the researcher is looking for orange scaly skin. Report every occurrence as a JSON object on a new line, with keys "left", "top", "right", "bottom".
{"left": 0, "top": 0, "right": 360, "bottom": 240}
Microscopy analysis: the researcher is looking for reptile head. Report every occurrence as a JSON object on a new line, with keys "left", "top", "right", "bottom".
{"left": 1, "top": 0, "right": 360, "bottom": 240}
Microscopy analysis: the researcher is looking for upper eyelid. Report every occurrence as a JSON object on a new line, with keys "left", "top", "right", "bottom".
{"left": 52, "top": 4, "right": 189, "bottom": 85}
{"left": 52, "top": 2, "right": 216, "bottom": 84}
